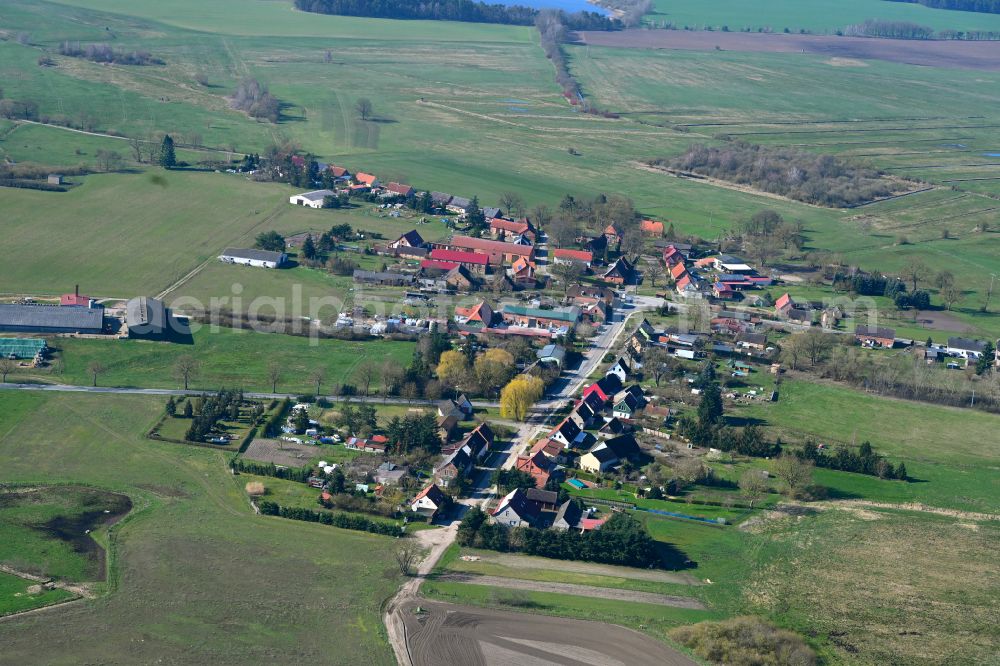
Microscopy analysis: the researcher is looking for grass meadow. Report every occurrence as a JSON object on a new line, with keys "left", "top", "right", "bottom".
{"left": 731, "top": 377, "right": 1000, "bottom": 513}
{"left": 31, "top": 326, "right": 417, "bottom": 394}
{"left": 0, "top": 571, "right": 76, "bottom": 617}
{"left": 0, "top": 390, "right": 402, "bottom": 664}
{"left": 642, "top": 0, "right": 1000, "bottom": 33}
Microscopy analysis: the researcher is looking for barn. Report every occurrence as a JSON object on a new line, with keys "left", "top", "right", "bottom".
{"left": 219, "top": 248, "right": 287, "bottom": 269}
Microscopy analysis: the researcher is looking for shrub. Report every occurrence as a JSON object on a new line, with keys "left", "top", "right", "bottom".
{"left": 669, "top": 616, "right": 816, "bottom": 666}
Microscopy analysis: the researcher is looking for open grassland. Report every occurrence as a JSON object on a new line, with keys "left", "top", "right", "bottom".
{"left": 425, "top": 503, "right": 1000, "bottom": 664}
{"left": 0, "top": 170, "right": 427, "bottom": 298}
{"left": 0, "top": 390, "right": 401, "bottom": 664}
{"left": 643, "top": 0, "right": 1000, "bottom": 33}
{"left": 35, "top": 326, "right": 416, "bottom": 393}
{"left": 732, "top": 378, "right": 1000, "bottom": 513}
{"left": 0, "top": 571, "right": 75, "bottom": 617}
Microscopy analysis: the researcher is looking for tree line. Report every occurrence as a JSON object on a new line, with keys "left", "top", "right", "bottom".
{"left": 888, "top": 0, "right": 1000, "bottom": 15}
{"left": 230, "top": 457, "right": 312, "bottom": 482}
{"left": 294, "top": 0, "right": 617, "bottom": 29}
{"left": 799, "top": 440, "right": 907, "bottom": 480}
{"left": 457, "top": 508, "right": 669, "bottom": 568}
{"left": 843, "top": 18, "right": 1000, "bottom": 39}
{"left": 257, "top": 500, "right": 404, "bottom": 537}
{"left": 184, "top": 389, "right": 245, "bottom": 442}
{"left": 656, "top": 142, "right": 902, "bottom": 208}
{"left": 57, "top": 41, "right": 162, "bottom": 65}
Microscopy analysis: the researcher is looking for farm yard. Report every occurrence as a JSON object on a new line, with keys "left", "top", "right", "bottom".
{"left": 0, "top": 390, "right": 403, "bottom": 664}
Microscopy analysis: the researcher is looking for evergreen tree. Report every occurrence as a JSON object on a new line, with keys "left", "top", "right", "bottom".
{"left": 302, "top": 234, "right": 317, "bottom": 260}
{"left": 976, "top": 341, "right": 995, "bottom": 375}
{"left": 696, "top": 381, "right": 723, "bottom": 426}
{"left": 182, "top": 400, "right": 193, "bottom": 418}
{"left": 159, "top": 134, "right": 176, "bottom": 168}
{"left": 895, "top": 462, "right": 907, "bottom": 481}
{"left": 165, "top": 396, "right": 176, "bottom": 417}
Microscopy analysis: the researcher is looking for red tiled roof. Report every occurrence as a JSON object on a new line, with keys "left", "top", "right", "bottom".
{"left": 355, "top": 172, "right": 378, "bottom": 185}
{"left": 450, "top": 236, "right": 533, "bottom": 258}
{"left": 430, "top": 248, "right": 490, "bottom": 266}
{"left": 60, "top": 293, "right": 92, "bottom": 306}
{"left": 775, "top": 293, "right": 793, "bottom": 310}
{"left": 553, "top": 248, "right": 593, "bottom": 263}
{"left": 384, "top": 182, "right": 413, "bottom": 196}
{"left": 641, "top": 219, "right": 664, "bottom": 235}
{"left": 421, "top": 259, "right": 459, "bottom": 271}
{"left": 490, "top": 218, "right": 530, "bottom": 235}
{"left": 329, "top": 165, "right": 349, "bottom": 177}
{"left": 670, "top": 262, "right": 687, "bottom": 279}
{"left": 531, "top": 438, "right": 562, "bottom": 457}
{"left": 694, "top": 256, "right": 716, "bottom": 268}
{"left": 677, "top": 275, "right": 693, "bottom": 290}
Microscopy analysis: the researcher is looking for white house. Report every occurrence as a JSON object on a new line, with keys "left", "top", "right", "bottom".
{"left": 411, "top": 484, "right": 447, "bottom": 518}
{"left": 289, "top": 189, "right": 336, "bottom": 209}
{"left": 218, "top": 248, "right": 287, "bottom": 269}
{"left": 606, "top": 356, "right": 631, "bottom": 383}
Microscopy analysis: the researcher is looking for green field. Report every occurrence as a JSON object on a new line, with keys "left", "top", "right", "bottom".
{"left": 0, "top": 390, "right": 401, "bottom": 664}
{"left": 644, "top": 0, "right": 1000, "bottom": 33}
{"left": 0, "top": 571, "right": 75, "bottom": 617}
{"left": 26, "top": 326, "right": 415, "bottom": 393}
{"left": 732, "top": 378, "right": 1000, "bottom": 513}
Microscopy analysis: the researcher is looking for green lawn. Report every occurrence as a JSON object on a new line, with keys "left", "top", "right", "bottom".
{"left": 26, "top": 326, "right": 415, "bottom": 394}
{"left": 0, "top": 389, "right": 402, "bottom": 664}
{"left": 0, "top": 571, "right": 76, "bottom": 617}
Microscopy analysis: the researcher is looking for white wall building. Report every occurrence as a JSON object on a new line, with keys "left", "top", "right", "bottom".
{"left": 218, "top": 248, "right": 287, "bottom": 269}
{"left": 289, "top": 189, "right": 335, "bottom": 209}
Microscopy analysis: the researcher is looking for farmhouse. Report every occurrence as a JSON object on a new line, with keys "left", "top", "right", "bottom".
{"left": 490, "top": 217, "right": 532, "bottom": 240}
{"left": 514, "top": 450, "right": 558, "bottom": 488}
{"left": 448, "top": 236, "right": 534, "bottom": 265}
{"left": 552, "top": 248, "right": 593, "bottom": 268}
{"left": 500, "top": 304, "right": 580, "bottom": 331}
{"left": 430, "top": 192, "right": 453, "bottom": 208}
{"left": 491, "top": 488, "right": 540, "bottom": 528}
{"left": 354, "top": 172, "right": 379, "bottom": 188}
{"left": 855, "top": 325, "right": 896, "bottom": 348}
{"left": 454, "top": 301, "right": 494, "bottom": 328}
{"left": 389, "top": 229, "right": 425, "bottom": 250}
{"left": 289, "top": 189, "right": 335, "bottom": 208}
{"left": 411, "top": 484, "right": 447, "bottom": 518}
{"left": 447, "top": 196, "right": 471, "bottom": 215}
{"left": 345, "top": 437, "right": 388, "bottom": 454}
{"left": 0, "top": 304, "right": 104, "bottom": 335}
{"left": 737, "top": 332, "right": 768, "bottom": 351}
{"left": 382, "top": 182, "right": 414, "bottom": 198}
{"left": 641, "top": 219, "right": 664, "bottom": 236}
{"left": 429, "top": 248, "right": 489, "bottom": 274}
{"left": 434, "top": 446, "right": 473, "bottom": 487}
{"left": 582, "top": 373, "right": 623, "bottom": 404}
{"left": 219, "top": 248, "right": 287, "bottom": 269}
{"left": 602, "top": 257, "right": 637, "bottom": 285}
{"left": 125, "top": 296, "right": 169, "bottom": 339}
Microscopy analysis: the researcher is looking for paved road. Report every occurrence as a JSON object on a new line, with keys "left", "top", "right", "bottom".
{"left": 384, "top": 295, "right": 663, "bottom": 666}
{"left": 0, "top": 381, "right": 464, "bottom": 404}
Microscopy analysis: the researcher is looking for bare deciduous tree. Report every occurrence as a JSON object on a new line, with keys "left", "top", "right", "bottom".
{"left": 355, "top": 97, "right": 373, "bottom": 121}
{"left": 394, "top": 542, "right": 422, "bottom": 576}
{"left": 0, "top": 358, "right": 15, "bottom": 383}
{"left": 266, "top": 361, "right": 282, "bottom": 393}
{"left": 739, "top": 469, "right": 769, "bottom": 509}
{"left": 645, "top": 261, "right": 666, "bottom": 288}
{"left": 87, "top": 360, "right": 105, "bottom": 387}
{"left": 310, "top": 367, "right": 327, "bottom": 397}
{"left": 774, "top": 454, "right": 814, "bottom": 499}
{"left": 355, "top": 360, "right": 376, "bottom": 397}
{"left": 499, "top": 191, "right": 525, "bottom": 219}
{"left": 173, "top": 354, "right": 200, "bottom": 390}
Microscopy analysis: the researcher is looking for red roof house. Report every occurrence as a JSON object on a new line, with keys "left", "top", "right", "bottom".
{"left": 430, "top": 248, "right": 489, "bottom": 273}
{"left": 641, "top": 219, "right": 664, "bottom": 236}
{"left": 775, "top": 293, "right": 794, "bottom": 313}
{"left": 552, "top": 248, "right": 594, "bottom": 267}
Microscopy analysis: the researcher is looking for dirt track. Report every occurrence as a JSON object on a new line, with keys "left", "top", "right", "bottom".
{"left": 436, "top": 573, "right": 706, "bottom": 609}
{"left": 401, "top": 600, "right": 697, "bottom": 666}
{"left": 575, "top": 30, "right": 1000, "bottom": 70}
{"left": 464, "top": 551, "right": 702, "bottom": 585}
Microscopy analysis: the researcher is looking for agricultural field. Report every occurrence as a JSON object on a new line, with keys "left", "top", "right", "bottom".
{"left": 642, "top": 0, "right": 1000, "bottom": 34}
{"left": 23, "top": 326, "right": 416, "bottom": 394}
{"left": 0, "top": 390, "right": 402, "bottom": 664}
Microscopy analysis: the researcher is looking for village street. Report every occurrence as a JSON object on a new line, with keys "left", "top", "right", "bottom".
{"left": 383, "top": 294, "right": 663, "bottom": 666}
